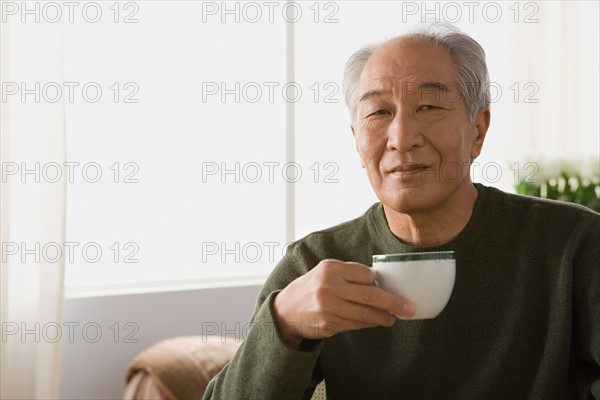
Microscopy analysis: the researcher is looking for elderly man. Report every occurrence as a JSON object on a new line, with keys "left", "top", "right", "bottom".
{"left": 204, "top": 23, "right": 600, "bottom": 399}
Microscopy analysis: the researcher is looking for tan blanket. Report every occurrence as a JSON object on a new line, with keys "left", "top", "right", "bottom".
{"left": 126, "top": 336, "right": 242, "bottom": 400}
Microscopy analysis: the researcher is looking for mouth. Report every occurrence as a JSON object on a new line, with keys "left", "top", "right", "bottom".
{"left": 387, "top": 163, "right": 432, "bottom": 176}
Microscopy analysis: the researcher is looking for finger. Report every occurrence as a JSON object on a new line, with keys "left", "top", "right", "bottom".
{"left": 338, "top": 301, "right": 396, "bottom": 327}
{"left": 310, "top": 316, "right": 387, "bottom": 338}
{"left": 322, "top": 294, "right": 396, "bottom": 328}
{"left": 320, "top": 260, "right": 375, "bottom": 285}
{"left": 336, "top": 283, "right": 416, "bottom": 318}
{"left": 324, "top": 315, "right": 393, "bottom": 336}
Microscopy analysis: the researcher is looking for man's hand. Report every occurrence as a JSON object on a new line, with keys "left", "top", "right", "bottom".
{"left": 272, "top": 259, "right": 416, "bottom": 348}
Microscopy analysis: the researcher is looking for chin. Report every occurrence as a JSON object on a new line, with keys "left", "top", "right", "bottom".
{"left": 380, "top": 190, "right": 438, "bottom": 215}
{"left": 378, "top": 181, "right": 454, "bottom": 214}
{"left": 384, "top": 199, "right": 436, "bottom": 215}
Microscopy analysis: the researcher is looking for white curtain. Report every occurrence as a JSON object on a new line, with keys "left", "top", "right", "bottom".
{"left": 519, "top": 2, "right": 598, "bottom": 156}
{"left": 473, "top": 1, "right": 599, "bottom": 189}
{"left": 0, "top": 16, "right": 67, "bottom": 400}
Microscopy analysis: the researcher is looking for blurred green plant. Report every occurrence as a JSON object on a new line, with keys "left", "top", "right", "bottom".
{"left": 515, "top": 172, "right": 600, "bottom": 212}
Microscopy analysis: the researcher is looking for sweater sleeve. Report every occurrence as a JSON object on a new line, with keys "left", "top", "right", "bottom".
{"left": 572, "top": 214, "right": 600, "bottom": 399}
{"left": 203, "top": 244, "right": 325, "bottom": 400}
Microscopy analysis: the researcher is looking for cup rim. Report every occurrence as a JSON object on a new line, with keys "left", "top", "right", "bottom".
{"left": 372, "top": 250, "right": 455, "bottom": 263}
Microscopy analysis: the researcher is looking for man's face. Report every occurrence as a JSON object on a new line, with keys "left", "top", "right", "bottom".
{"left": 352, "top": 39, "right": 489, "bottom": 214}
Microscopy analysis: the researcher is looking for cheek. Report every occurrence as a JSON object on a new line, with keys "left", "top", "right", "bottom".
{"left": 355, "top": 133, "right": 386, "bottom": 184}
{"left": 434, "top": 124, "right": 472, "bottom": 161}
{"left": 356, "top": 131, "right": 384, "bottom": 161}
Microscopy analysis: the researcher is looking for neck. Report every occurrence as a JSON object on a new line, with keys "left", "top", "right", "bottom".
{"left": 384, "top": 182, "right": 479, "bottom": 247}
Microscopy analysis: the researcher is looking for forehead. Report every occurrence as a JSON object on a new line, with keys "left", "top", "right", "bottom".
{"left": 359, "top": 39, "right": 457, "bottom": 95}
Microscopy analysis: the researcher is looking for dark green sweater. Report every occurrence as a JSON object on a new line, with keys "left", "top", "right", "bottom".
{"left": 204, "top": 184, "right": 600, "bottom": 399}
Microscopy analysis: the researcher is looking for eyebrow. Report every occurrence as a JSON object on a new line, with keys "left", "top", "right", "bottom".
{"left": 358, "top": 81, "right": 450, "bottom": 103}
{"left": 420, "top": 81, "right": 450, "bottom": 92}
{"left": 358, "top": 89, "right": 388, "bottom": 103}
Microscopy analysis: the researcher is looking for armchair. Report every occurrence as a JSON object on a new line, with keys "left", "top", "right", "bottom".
{"left": 124, "top": 336, "right": 325, "bottom": 399}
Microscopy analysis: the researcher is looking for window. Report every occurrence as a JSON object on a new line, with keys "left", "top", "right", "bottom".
{"left": 60, "top": 1, "right": 599, "bottom": 293}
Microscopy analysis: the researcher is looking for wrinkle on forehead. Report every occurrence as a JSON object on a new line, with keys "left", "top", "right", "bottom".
{"left": 356, "top": 41, "right": 467, "bottom": 110}
{"left": 359, "top": 40, "right": 457, "bottom": 93}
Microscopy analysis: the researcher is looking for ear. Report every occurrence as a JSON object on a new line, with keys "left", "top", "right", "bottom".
{"left": 351, "top": 125, "right": 366, "bottom": 168}
{"left": 470, "top": 108, "right": 490, "bottom": 160}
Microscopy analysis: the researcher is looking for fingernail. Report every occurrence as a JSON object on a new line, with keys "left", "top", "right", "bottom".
{"left": 401, "top": 303, "right": 415, "bottom": 317}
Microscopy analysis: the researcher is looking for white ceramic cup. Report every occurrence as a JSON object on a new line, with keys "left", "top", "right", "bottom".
{"left": 372, "top": 251, "right": 456, "bottom": 320}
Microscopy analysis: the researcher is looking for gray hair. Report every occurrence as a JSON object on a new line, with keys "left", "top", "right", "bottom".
{"left": 342, "top": 22, "right": 490, "bottom": 123}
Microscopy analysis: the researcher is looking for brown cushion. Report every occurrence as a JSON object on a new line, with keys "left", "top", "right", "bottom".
{"left": 126, "top": 336, "right": 242, "bottom": 400}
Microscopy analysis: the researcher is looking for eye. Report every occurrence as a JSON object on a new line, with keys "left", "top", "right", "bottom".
{"left": 417, "top": 105, "right": 439, "bottom": 112}
{"left": 369, "top": 109, "right": 391, "bottom": 117}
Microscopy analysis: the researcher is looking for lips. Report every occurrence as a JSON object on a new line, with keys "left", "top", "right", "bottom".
{"left": 388, "top": 163, "right": 431, "bottom": 174}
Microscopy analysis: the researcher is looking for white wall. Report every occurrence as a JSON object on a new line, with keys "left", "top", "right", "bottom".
{"left": 58, "top": 285, "right": 261, "bottom": 399}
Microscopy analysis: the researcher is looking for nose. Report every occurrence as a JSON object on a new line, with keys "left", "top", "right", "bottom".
{"left": 386, "top": 111, "right": 425, "bottom": 152}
